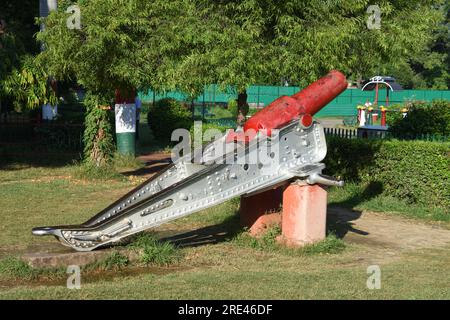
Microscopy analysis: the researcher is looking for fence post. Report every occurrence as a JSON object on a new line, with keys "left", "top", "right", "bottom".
{"left": 257, "top": 86, "right": 260, "bottom": 109}
{"left": 202, "top": 86, "right": 206, "bottom": 120}
{"left": 213, "top": 84, "right": 216, "bottom": 107}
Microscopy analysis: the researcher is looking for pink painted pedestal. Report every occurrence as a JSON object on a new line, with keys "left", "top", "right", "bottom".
{"left": 278, "top": 182, "right": 327, "bottom": 247}
{"left": 240, "top": 182, "right": 327, "bottom": 246}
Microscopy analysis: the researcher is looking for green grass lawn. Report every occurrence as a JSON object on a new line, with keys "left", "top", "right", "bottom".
{"left": 0, "top": 161, "right": 449, "bottom": 299}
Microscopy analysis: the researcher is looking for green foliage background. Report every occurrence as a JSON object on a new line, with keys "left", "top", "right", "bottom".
{"left": 2, "top": 0, "right": 449, "bottom": 164}
{"left": 147, "top": 98, "right": 192, "bottom": 144}
{"left": 2, "top": 56, "right": 58, "bottom": 111}
{"left": 388, "top": 100, "right": 450, "bottom": 138}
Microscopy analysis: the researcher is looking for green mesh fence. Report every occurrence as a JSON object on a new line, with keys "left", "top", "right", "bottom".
{"left": 140, "top": 86, "right": 450, "bottom": 117}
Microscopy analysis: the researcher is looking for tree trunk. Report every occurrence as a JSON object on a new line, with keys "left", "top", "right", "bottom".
{"left": 190, "top": 99, "right": 195, "bottom": 120}
{"left": 356, "top": 73, "right": 363, "bottom": 89}
{"left": 237, "top": 90, "right": 249, "bottom": 126}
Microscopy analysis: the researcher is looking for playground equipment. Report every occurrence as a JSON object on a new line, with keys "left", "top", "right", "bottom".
{"left": 32, "top": 71, "right": 348, "bottom": 251}
{"left": 356, "top": 76, "right": 404, "bottom": 127}
{"left": 362, "top": 76, "right": 403, "bottom": 108}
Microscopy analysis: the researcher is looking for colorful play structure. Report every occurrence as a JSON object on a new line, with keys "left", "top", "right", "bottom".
{"left": 355, "top": 76, "right": 406, "bottom": 138}
{"left": 357, "top": 76, "right": 404, "bottom": 126}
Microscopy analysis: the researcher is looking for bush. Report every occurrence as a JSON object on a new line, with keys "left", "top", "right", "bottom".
{"left": 325, "top": 136, "right": 450, "bottom": 208}
{"left": 388, "top": 100, "right": 450, "bottom": 138}
{"left": 385, "top": 103, "right": 404, "bottom": 126}
{"left": 147, "top": 98, "right": 192, "bottom": 144}
{"left": 227, "top": 99, "right": 238, "bottom": 118}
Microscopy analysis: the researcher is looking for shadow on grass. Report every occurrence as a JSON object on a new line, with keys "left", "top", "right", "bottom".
{"left": 161, "top": 182, "right": 384, "bottom": 248}
{"left": 121, "top": 163, "right": 171, "bottom": 178}
{"left": 160, "top": 212, "right": 242, "bottom": 248}
{"left": 329, "top": 181, "right": 383, "bottom": 208}
{"left": 326, "top": 181, "right": 383, "bottom": 239}
{"left": 0, "top": 152, "right": 81, "bottom": 170}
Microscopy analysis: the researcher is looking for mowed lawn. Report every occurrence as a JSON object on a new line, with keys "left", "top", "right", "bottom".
{"left": 1, "top": 162, "right": 450, "bottom": 299}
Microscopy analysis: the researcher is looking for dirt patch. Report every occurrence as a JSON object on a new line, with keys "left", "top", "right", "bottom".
{"left": 120, "top": 152, "right": 172, "bottom": 179}
{"left": 328, "top": 207, "right": 450, "bottom": 264}
{"left": 137, "top": 152, "right": 172, "bottom": 164}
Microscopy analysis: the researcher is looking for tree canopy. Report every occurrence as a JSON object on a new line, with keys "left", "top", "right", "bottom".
{"left": 180, "top": 0, "right": 446, "bottom": 89}
{"left": 32, "top": 0, "right": 450, "bottom": 98}
{"left": 0, "top": 0, "right": 39, "bottom": 95}
{"left": 37, "top": 0, "right": 203, "bottom": 95}
{"left": 1, "top": 0, "right": 448, "bottom": 163}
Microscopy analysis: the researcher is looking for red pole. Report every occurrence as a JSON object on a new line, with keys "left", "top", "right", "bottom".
{"left": 381, "top": 106, "right": 387, "bottom": 127}
{"left": 374, "top": 83, "right": 379, "bottom": 105}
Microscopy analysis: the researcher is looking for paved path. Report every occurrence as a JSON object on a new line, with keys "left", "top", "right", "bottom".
{"left": 328, "top": 207, "right": 450, "bottom": 264}
{"left": 317, "top": 118, "right": 344, "bottom": 128}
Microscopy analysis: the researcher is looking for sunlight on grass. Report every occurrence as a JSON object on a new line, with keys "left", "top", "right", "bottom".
{"left": 233, "top": 225, "right": 346, "bottom": 256}
{"left": 129, "top": 233, "right": 181, "bottom": 266}
{"left": 328, "top": 182, "right": 450, "bottom": 222}
{"left": 0, "top": 256, "right": 65, "bottom": 280}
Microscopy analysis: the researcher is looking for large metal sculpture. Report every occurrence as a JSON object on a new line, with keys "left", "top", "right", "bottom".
{"left": 33, "top": 70, "right": 348, "bottom": 251}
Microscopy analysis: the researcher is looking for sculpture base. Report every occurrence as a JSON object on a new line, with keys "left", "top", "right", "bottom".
{"left": 240, "top": 182, "right": 327, "bottom": 246}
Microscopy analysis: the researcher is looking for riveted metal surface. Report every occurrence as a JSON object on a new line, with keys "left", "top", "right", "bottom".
{"left": 33, "top": 71, "right": 347, "bottom": 251}
{"left": 33, "top": 121, "right": 335, "bottom": 251}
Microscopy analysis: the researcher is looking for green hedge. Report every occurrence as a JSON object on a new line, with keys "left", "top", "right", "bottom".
{"left": 324, "top": 136, "right": 450, "bottom": 209}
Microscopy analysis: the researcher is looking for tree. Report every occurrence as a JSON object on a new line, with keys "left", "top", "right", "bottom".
{"left": 411, "top": 1, "right": 449, "bottom": 89}
{"left": 1, "top": 0, "right": 59, "bottom": 122}
{"left": 37, "top": 0, "right": 199, "bottom": 164}
{"left": 3, "top": 55, "right": 58, "bottom": 111}
{"left": 32, "top": 0, "right": 446, "bottom": 164}
{"left": 0, "top": 28, "right": 22, "bottom": 99}
{"left": 171, "top": 0, "right": 444, "bottom": 110}
{"left": 0, "top": 0, "right": 39, "bottom": 56}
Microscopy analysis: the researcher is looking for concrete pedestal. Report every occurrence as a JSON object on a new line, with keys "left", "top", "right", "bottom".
{"left": 240, "top": 186, "right": 284, "bottom": 236}
{"left": 240, "top": 181, "right": 328, "bottom": 246}
{"left": 278, "top": 182, "right": 327, "bottom": 247}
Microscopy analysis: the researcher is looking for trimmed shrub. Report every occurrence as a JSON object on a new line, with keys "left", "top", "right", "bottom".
{"left": 325, "top": 136, "right": 450, "bottom": 208}
{"left": 147, "top": 98, "right": 192, "bottom": 144}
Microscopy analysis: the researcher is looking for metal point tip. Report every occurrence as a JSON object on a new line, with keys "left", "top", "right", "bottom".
{"left": 32, "top": 227, "right": 57, "bottom": 236}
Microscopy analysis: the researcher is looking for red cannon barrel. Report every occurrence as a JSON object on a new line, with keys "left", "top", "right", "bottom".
{"left": 243, "top": 70, "right": 347, "bottom": 134}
